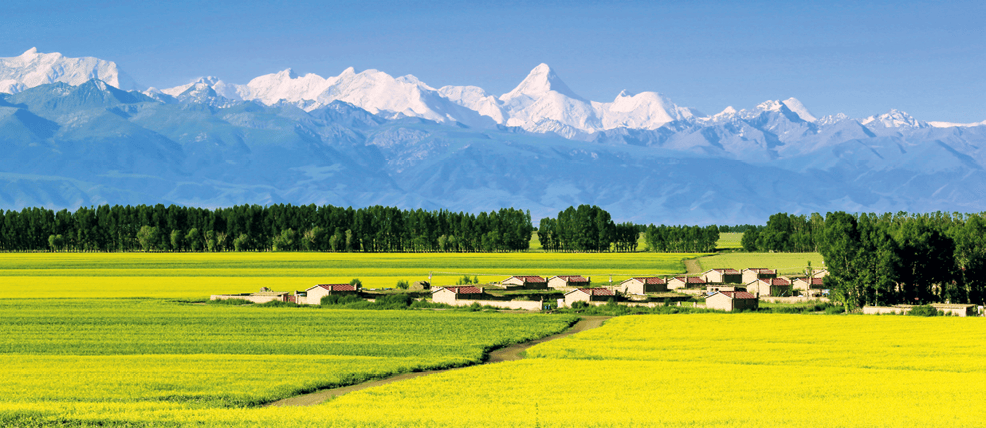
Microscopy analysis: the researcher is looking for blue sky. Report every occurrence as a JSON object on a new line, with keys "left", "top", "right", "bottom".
{"left": 5, "top": 0, "right": 984, "bottom": 122}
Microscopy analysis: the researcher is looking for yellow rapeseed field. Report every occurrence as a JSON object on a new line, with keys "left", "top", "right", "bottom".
{"left": 6, "top": 313, "right": 983, "bottom": 427}
{"left": 0, "top": 252, "right": 700, "bottom": 297}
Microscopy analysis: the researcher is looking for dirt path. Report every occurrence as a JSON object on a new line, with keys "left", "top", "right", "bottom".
{"left": 684, "top": 258, "right": 702, "bottom": 275}
{"left": 267, "top": 316, "right": 610, "bottom": 407}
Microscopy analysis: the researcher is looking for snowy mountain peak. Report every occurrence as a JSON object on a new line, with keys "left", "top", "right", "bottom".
{"left": 781, "top": 97, "right": 817, "bottom": 122}
{"left": 0, "top": 48, "right": 141, "bottom": 93}
{"left": 862, "top": 109, "right": 926, "bottom": 128}
{"left": 500, "top": 63, "right": 584, "bottom": 102}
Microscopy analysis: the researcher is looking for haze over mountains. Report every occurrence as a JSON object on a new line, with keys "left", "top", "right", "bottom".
{"left": 1, "top": 48, "right": 985, "bottom": 224}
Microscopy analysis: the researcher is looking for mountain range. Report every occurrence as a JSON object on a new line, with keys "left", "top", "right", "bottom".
{"left": 1, "top": 48, "right": 985, "bottom": 224}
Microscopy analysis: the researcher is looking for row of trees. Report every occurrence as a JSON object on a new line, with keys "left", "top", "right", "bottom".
{"left": 536, "top": 205, "right": 639, "bottom": 252}
{"left": 0, "top": 204, "right": 535, "bottom": 253}
{"left": 643, "top": 225, "right": 720, "bottom": 253}
{"left": 740, "top": 213, "right": 825, "bottom": 252}
{"left": 818, "top": 211, "right": 986, "bottom": 308}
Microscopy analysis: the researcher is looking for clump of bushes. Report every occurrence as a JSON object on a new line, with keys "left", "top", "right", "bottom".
{"left": 206, "top": 298, "right": 253, "bottom": 305}
{"left": 907, "top": 305, "right": 942, "bottom": 317}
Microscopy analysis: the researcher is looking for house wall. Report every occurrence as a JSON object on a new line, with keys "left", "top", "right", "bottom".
{"left": 734, "top": 297, "right": 759, "bottom": 311}
{"left": 564, "top": 291, "right": 590, "bottom": 306}
{"left": 548, "top": 278, "right": 569, "bottom": 289}
{"left": 442, "top": 299, "right": 543, "bottom": 311}
{"left": 432, "top": 289, "right": 458, "bottom": 304}
{"left": 305, "top": 287, "right": 330, "bottom": 305}
{"left": 742, "top": 271, "right": 777, "bottom": 284}
{"left": 619, "top": 280, "right": 644, "bottom": 295}
{"left": 705, "top": 293, "right": 734, "bottom": 311}
{"left": 667, "top": 279, "right": 687, "bottom": 290}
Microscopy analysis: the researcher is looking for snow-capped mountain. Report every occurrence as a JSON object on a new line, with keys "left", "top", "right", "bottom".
{"left": 3, "top": 48, "right": 986, "bottom": 223}
{"left": 0, "top": 48, "right": 140, "bottom": 94}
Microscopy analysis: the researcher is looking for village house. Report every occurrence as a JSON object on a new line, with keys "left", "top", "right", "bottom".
{"left": 741, "top": 268, "right": 777, "bottom": 284}
{"left": 500, "top": 275, "right": 548, "bottom": 289}
{"left": 431, "top": 286, "right": 484, "bottom": 304}
{"left": 564, "top": 287, "right": 615, "bottom": 307}
{"left": 812, "top": 269, "right": 829, "bottom": 278}
{"left": 705, "top": 291, "right": 759, "bottom": 312}
{"left": 617, "top": 277, "right": 668, "bottom": 295}
{"left": 746, "top": 277, "right": 793, "bottom": 297}
{"left": 300, "top": 283, "right": 359, "bottom": 305}
{"left": 707, "top": 284, "right": 746, "bottom": 294}
{"left": 667, "top": 276, "right": 706, "bottom": 290}
{"left": 701, "top": 268, "right": 742, "bottom": 284}
{"left": 210, "top": 288, "right": 292, "bottom": 304}
{"left": 791, "top": 277, "right": 826, "bottom": 297}
{"left": 547, "top": 275, "right": 590, "bottom": 289}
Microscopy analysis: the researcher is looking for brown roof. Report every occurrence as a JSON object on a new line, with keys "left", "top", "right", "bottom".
{"left": 439, "top": 286, "right": 482, "bottom": 294}
{"left": 720, "top": 291, "right": 757, "bottom": 299}
{"left": 507, "top": 275, "right": 546, "bottom": 283}
{"left": 312, "top": 284, "right": 357, "bottom": 292}
{"left": 709, "top": 268, "right": 741, "bottom": 274}
{"left": 552, "top": 275, "right": 589, "bottom": 283}
{"left": 629, "top": 277, "right": 666, "bottom": 284}
{"left": 762, "top": 278, "right": 791, "bottom": 286}
{"left": 744, "top": 268, "right": 777, "bottom": 274}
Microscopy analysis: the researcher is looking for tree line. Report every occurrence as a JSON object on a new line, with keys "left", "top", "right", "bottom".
{"left": 0, "top": 204, "right": 535, "bottom": 253}
{"left": 740, "top": 211, "right": 986, "bottom": 308}
{"left": 643, "top": 224, "right": 719, "bottom": 253}
{"left": 536, "top": 205, "right": 639, "bottom": 252}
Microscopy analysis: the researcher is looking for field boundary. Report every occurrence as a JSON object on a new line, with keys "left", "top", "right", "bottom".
{"left": 266, "top": 316, "right": 610, "bottom": 407}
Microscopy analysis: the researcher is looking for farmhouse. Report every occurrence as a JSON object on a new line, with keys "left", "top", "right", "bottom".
{"left": 705, "top": 291, "right": 759, "bottom": 312}
{"left": 667, "top": 276, "right": 705, "bottom": 290}
{"left": 301, "top": 283, "right": 359, "bottom": 305}
{"left": 792, "top": 277, "right": 826, "bottom": 297}
{"left": 617, "top": 277, "right": 668, "bottom": 295}
{"left": 431, "top": 286, "right": 484, "bottom": 304}
{"left": 741, "top": 268, "right": 777, "bottom": 284}
{"left": 564, "top": 288, "right": 616, "bottom": 307}
{"left": 746, "top": 278, "right": 793, "bottom": 297}
{"left": 548, "top": 275, "right": 590, "bottom": 289}
{"left": 707, "top": 284, "right": 746, "bottom": 294}
{"left": 863, "top": 303, "right": 978, "bottom": 317}
{"left": 500, "top": 275, "right": 548, "bottom": 289}
{"left": 210, "top": 288, "right": 292, "bottom": 304}
{"left": 813, "top": 269, "right": 829, "bottom": 278}
{"left": 701, "top": 268, "right": 742, "bottom": 284}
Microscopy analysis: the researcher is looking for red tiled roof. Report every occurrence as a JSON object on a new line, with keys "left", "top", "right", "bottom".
{"left": 630, "top": 277, "right": 666, "bottom": 284}
{"left": 313, "top": 284, "right": 357, "bottom": 292}
{"left": 441, "top": 286, "right": 482, "bottom": 294}
{"left": 553, "top": 275, "right": 589, "bottom": 283}
{"left": 745, "top": 268, "right": 776, "bottom": 274}
{"left": 720, "top": 291, "right": 757, "bottom": 299}
{"left": 811, "top": 278, "right": 824, "bottom": 286}
{"left": 709, "top": 268, "right": 741, "bottom": 274}
{"left": 763, "top": 278, "right": 791, "bottom": 286}
{"left": 686, "top": 277, "right": 706, "bottom": 284}
{"left": 576, "top": 288, "right": 614, "bottom": 296}
{"left": 508, "top": 276, "right": 546, "bottom": 283}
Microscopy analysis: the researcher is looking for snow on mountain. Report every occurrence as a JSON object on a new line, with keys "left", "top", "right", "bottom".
{"left": 438, "top": 85, "right": 506, "bottom": 124}
{"left": 497, "top": 64, "right": 600, "bottom": 132}
{"left": 0, "top": 48, "right": 141, "bottom": 93}
{"left": 780, "top": 97, "right": 816, "bottom": 122}
{"left": 594, "top": 90, "right": 699, "bottom": 130}
{"left": 158, "top": 76, "right": 246, "bottom": 101}
{"left": 861, "top": 109, "right": 927, "bottom": 128}
{"left": 928, "top": 119, "right": 986, "bottom": 128}
{"left": 243, "top": 68, "right": 334, "bottom": 105}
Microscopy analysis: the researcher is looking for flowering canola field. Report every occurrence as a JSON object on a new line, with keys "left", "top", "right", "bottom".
{"left": 0, "top": 299, "right": 575, "bottom": 426}
{"left": 0, "top": 252, "right": 699, "bottom": 297}
{"left": 6, "top": 312, "right": 983, "bottom": 427}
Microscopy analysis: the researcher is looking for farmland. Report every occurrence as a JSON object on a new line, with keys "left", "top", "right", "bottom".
{"left": 0, "top": 252, "right": 702, "bottom": 298}
{"left": 6, "top": 312, "right": 983, "bottom": 427}
{"left": 0, "top": 299, "right": 576, "bottom": 424}
{"left": 698, "top": 251, "right": 825, "bottom": 275}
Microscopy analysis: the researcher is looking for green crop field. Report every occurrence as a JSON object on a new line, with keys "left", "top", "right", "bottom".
{"left": 698, "top": 251, "right": 825, "bottom": 275}
{"left": 716, "top": 232, "right": 743, "bottom": 249}
{"left": 0, "top": 252, "right": 702, "bottom": 298}
{"left": 0, "top": 299, "right": 576, "bottom": 426}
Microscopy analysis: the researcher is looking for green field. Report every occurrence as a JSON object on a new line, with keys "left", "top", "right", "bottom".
{"left": 0, "top": 299, "right": 575, "bottom": 425}
{"left": 0, "top": 252, "right": 702, "bottom": 298}
{"left": 698, "top": 251, "right": 825, "bottom": 275}
{"left": 716, "top": 232, "right": 743, "bottom": 249}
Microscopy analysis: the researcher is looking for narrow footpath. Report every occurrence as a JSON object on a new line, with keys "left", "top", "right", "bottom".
{"left": 683, "top": 258, "right": 702, "bottom": 275}
{"left": 268, "top": 316, "right": 610, "bottom": 407}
